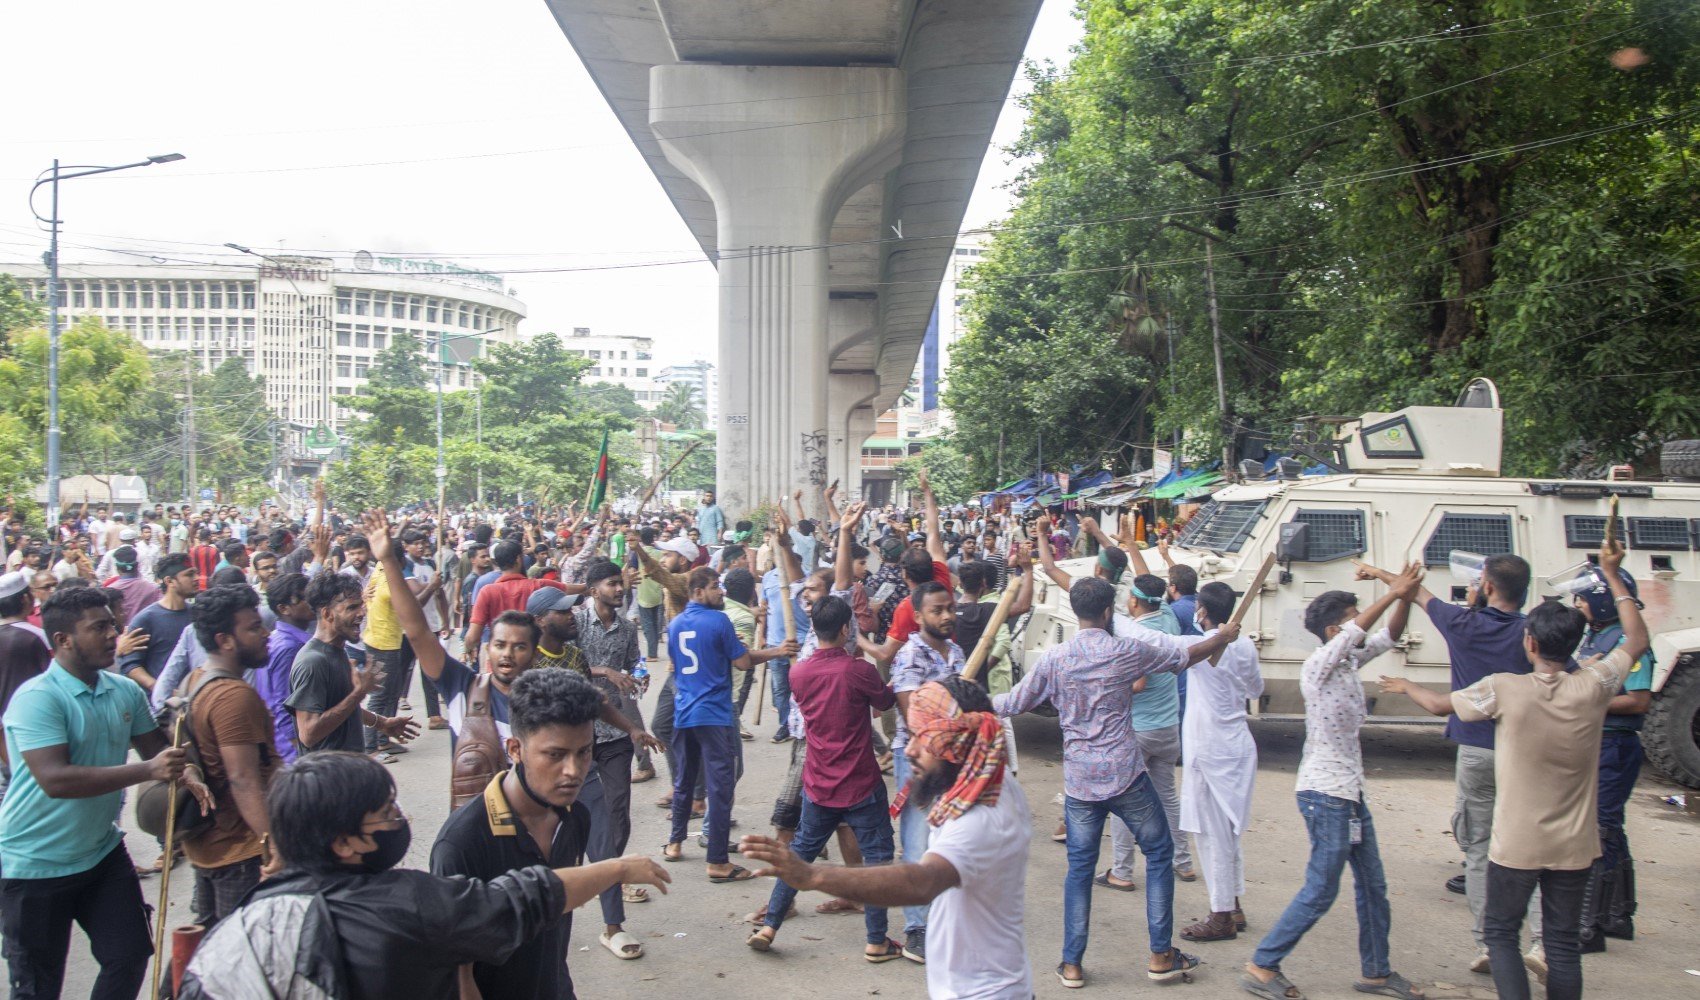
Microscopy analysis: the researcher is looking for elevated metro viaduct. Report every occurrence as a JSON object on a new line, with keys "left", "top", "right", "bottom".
{"left": 543, "top": 0, "right": 1044, "bottom": 517}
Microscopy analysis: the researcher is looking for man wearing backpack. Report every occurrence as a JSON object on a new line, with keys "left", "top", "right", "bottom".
{"left": 180, "top": 584, "right": 282, "bottom": 926}
{"left": 361, "top": 510, "right": 660, "bottom": 809}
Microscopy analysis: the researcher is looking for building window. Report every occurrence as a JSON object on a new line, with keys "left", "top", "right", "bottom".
{"left": 354, "top": 296, "right": 368, "bottom": 316}
{"left": 589, "top": 350, "right": 602, "bottom": 359}
{"left": 209, "top": 290, "right": 222, "bottom": 309}
{"left": 72, "top": 289, "right": 85, "bottom": 307}
{"left": 372, "top": 333, "right": 386, "bottom": 350}
{"left": 354, "top": 363, "right": 368, "bottom": 378}
{"left": 635, "top": 367, "right": 647, "bottom": 377}
{"left": 336, "top": 294, "right": 351, "bottom": 314}
{"left": 176, "top": 291, "right": 189, "bottom": 309}
{"left": 175, "top": 317, "right": 189, "bottom": 340}
{"left": 124, "top": 287, "right": 137, "bottom": 308}
{"left": 409, "top": 303, "right": 420, "bottom": 321}
{"left": 425, "top": 304, "right": 438, "bottom": 322}
{"left": 457, "top": 308, "right": 468, "bottom": 327}
{"left": 193, "top": 290, "right": 206, "bottom": 309}
{"left": 193, "top": 317, "right": 206, "bottom": 340}
{"left": 588, "top": 367, "right": 601, "bottom": 377}
{"left": 355, "top": 330, "right": 369, "bottom": 348}
{"left": 337, "top": 330, "right": 351, "bottom": 347}
{"left": 336, "top": 363, "right": 351, "bottom": 378}
{"left": 140, "top": 289, "right": 153, "bottom": 308}
{"left": 244, "top": 319, "right": 255, "bottom": 340}
{"left": 392, "top": 301, "right": 406, "bottom": 319}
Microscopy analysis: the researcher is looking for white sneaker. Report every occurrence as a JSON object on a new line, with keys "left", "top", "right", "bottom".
{"left": 1524, "top": 943, "right": 1548, "bottom": 985}
{"left": 1469, "top": 952, "right": 1491, "bottom": 974}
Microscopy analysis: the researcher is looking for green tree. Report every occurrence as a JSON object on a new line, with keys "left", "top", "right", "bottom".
{"left": 368, "top": 331, "right": 428, "bottom": 390}
{"left": 655, "top": 381, "right": 704, "bottom": 429}
{"left": 897, "top": 435, "right": 977, "bottom": 505}
{"left": 0, "top": 275, "right": 42, "bottom": 354}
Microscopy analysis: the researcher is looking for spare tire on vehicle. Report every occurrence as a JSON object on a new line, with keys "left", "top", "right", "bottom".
{"left": 1661, "top": 440, "right": 1700, "bottom": 480}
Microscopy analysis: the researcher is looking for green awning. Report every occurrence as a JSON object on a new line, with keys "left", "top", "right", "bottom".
{"left": 1148, "top": 471, "right": 1223, "bottom": 500}
{"left": 861, "top": 437, "right": 911, "bottom": 450}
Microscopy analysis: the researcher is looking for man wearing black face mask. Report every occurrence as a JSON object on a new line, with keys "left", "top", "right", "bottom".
{"left": 179, "top": 748, "right": 671, "bottom": 1000}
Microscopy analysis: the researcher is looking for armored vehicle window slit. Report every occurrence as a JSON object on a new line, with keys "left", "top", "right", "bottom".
{"left": 1422, "top": 513, "right": 1514, "bottom": 566}
{"left": 1289, "top": 509, "right": 1366, "bottom": 561}
{"left": 1564, "top": 514, "right": 1626, "bottom": 549}
{"left": 1627, "top": 517, "right": 1692, "bottom": 551}
{"left": 1175, "top": 499, "right": 1268, "bottom": 553}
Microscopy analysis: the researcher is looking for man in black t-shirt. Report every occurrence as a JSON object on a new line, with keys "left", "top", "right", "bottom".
{"left": 433, "top": 666, "right": 644, "bottom": 999}
{"left": 286, "top": 572, "right": 416, "bottom": 755}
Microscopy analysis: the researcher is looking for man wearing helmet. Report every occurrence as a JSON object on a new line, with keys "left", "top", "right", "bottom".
{"left": 1570, "top": 562, "right": 1653, "bottom": 951}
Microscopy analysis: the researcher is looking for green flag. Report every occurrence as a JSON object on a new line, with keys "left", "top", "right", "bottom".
{"left": 587, "top": 428, "right": 610, "bottom": 510}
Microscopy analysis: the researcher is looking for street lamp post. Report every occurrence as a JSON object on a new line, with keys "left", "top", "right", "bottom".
{"left": 29, "top": 153, "right": 184, "bottom": 518}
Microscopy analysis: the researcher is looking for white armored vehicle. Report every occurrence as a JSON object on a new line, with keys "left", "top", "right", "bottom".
{"left": 1017, "top": 380, "right": 1700, "bottom": 787}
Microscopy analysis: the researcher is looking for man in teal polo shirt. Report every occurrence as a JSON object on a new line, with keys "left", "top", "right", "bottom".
{"left": 0, "top": 586, "right": 199, "bottom": 1000}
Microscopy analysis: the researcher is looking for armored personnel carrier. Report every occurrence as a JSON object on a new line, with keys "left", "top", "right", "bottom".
{"left": 1017, "top": 380, "right": 1700, "bottom": 786}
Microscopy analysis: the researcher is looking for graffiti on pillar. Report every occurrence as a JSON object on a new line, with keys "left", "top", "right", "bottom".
{"left": 801, "top": 430, "right": 828, "bottom": 486}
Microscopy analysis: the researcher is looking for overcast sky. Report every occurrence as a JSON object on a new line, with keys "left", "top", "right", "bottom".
{"left": 0, "top": 0, "right": 1081, "bottom": 371}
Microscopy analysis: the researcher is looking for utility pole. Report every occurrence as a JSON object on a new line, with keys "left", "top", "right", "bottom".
{"left": 184, "top": 352, "right": 198, "bottom": 508}
{"left": 996, "top": 428, "right": 1004, "bottom": 484}
{"left": 475, "top": 382, "right": 483, "bottom": 504}
{"left": 433, "top": 333, "right": 447, "bottom": 553}
{"left": 1203, "top": 240, "right": 1233, "bottom": 472}
{"left": 1165, "top": 311, "right": 1181, "bottom": 455}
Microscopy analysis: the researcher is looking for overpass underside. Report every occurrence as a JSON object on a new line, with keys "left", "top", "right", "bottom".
{"left": 542, "top": 0, "right": 1041, "bottom": 516}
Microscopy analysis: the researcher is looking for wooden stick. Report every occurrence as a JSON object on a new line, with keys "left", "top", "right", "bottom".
{"left": 960, "top": 573, "right": 1023, "bottom": 683}
{"left": 1606, "top": 494, "right": 1620, "bottom": 545}
{"left": 635, "top": 440, "right": 703, "bottom": 514}
{"left": 1230, "top": 552, "right": 1279, "bottom": 625}
{"left": 150, "top": 715, "right": 186, "bottom": 1000}
{"left": 752, "top": 602, "right": 769, "bottom": 725}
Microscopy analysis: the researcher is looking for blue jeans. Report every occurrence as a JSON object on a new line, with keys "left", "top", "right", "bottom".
{"left": 891, "top": 747, "right": 931, "bottom": 933}
{"left": 764, "top": 786, "right": 895, "bottom": 945}
{"left": 1253, "top": 791, "right": 1391, "bottom": 979}
{"left": 768, "top": 657, "right": 793, "bottom": 737}
{"left": 637, "top": 603, "right": 663, "bottom": 658}
{"left": 668, "top": 725, "right": 739, "bottom": 864}
{"left": 1063, "top": 773, "right": 1174, "bottom": 966}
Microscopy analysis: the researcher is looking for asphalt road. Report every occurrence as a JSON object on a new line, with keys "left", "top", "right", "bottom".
{"left": 70, "top": 659, "right": 1700, "bottom": 999}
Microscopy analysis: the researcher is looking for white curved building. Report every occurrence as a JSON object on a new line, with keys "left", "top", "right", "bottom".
{"left": 11, "top": 255, "right": 525, "bottom": 474}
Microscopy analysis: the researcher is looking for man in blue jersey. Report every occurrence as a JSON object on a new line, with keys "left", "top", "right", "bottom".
{"left": 661, "top": 566, "right": 795, "bottom": 882}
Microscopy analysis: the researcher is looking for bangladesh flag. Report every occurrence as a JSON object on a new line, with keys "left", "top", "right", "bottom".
{"left": 587, "top": 428, "right": 610, "bottom": 510}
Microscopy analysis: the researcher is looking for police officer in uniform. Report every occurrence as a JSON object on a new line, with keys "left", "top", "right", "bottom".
{"left": 1572, "top": 564, "right": 1653, "bottom": 951}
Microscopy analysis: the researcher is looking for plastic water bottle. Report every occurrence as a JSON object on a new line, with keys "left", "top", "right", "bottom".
{"left": 633, "top": 657, "right": 650, "bottom": 695}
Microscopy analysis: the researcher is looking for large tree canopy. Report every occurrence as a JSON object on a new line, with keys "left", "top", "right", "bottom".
{"left": 948, "top": 0, "right": 1700, "bottom": 483}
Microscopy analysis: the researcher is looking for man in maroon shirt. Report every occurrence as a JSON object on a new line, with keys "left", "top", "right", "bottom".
{"left": 746, "top": 593, "right": 901, "bottom": 961}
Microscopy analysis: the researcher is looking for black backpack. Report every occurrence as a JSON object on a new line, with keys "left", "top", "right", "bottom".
{"left": 134, "top": 673, "right": 246, "bottom": 841}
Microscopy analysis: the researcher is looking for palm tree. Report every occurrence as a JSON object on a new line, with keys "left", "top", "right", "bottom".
{"left": 656, "top": 381, "right": 704, "bottom": 429}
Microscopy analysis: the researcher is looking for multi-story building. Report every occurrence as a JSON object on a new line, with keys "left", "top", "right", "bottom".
{"left": 915, "top": 235, "right": 986, "bottom": 428}
{"left": 559, "top": 327, "right": 659, "bottom": 406}
{"left": 11, "top": 254, "right": 525, "bottom": 475}
{"left": 653, "top": 360, "right": 719, "bottom": 429}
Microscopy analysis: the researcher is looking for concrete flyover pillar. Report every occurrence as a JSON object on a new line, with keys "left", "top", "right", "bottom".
{"left": 828, "top": 372, "right": 880, "bottom": 506}
{"left": 846, "top": 405, "right": 879, "bottom": 503}
{"left": 650, "top": 65, "right": 905, "bottom": 519}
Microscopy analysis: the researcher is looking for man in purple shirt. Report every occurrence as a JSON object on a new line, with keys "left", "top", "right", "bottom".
{"left": 102, "top": 546, "right": 159, "bottom": 629}
{"left": 746, "top": 594, "right": 900, "bottom": 960}
{"left": 995, "top": 577, "right": 1237, "bottom": 988}
{"left": 256, "top": 573, "right": 314, "bottom": 763}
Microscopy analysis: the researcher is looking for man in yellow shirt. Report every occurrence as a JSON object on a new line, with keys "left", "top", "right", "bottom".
{"left": 361, "top": 553, "right": 414, "bottom": 762}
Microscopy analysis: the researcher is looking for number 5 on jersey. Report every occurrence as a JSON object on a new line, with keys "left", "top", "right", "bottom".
{"left": 677, "top": 630, "right": 700, "bottom": 675}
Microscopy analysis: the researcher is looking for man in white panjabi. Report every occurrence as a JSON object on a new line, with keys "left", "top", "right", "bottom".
{"left": 1178, "top": 581, "right": 1264, "bottom": 942}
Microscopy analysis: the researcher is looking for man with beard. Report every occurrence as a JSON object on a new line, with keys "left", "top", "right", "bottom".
{"left": 432, "top": 667, "right": 672, "bottom": 998}
{"left": 883, "top": 581, "right": 964, "bottom": 964}
{"left": 286, "top": 572, "right": 416, "bottom": 755}
{"left": 181, "top": 585, "right": 282, "bottom": 926}
{"left": 661, "top": 567, "right": 796, "bottom": 883}
{"left": 742, "top": 677, "right": 1033, "bottom": 998}
{"left": 181, "top": 750, "right": 670, "bottom": 1000}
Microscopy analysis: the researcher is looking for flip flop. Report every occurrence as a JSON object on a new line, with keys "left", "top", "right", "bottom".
{"left": 1353, "top": 972, "right": 1425, "bottom": 999}
{"left": 599, "top": 929, "right": 643, "bottom": 960}
{"left": 708, "top": 864, "right": 757, "bottom": 883}
{"left": 865, "top": 939, "right": 905, "bottom": 963}
{"left": 1093, "top": 869, "right": 1138, "bottom": 892}
{"left": 661, "top": 844, "right": 684, "bottom": 863}
{"left": 1056, "top": 963, "right": 1086, "bottom": 989}
{"left": 1242, "top": 970, "right": 1305, "bottom": 1000}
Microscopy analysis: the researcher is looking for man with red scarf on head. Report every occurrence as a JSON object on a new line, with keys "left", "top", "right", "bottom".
{"left": 742, "top": 677, "right": 1033, "bottom": 999}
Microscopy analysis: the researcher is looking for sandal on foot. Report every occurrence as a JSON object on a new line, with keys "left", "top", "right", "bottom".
{"left": 1353, "top": 972, "right": 1424, "bottom": 999}
{"left": 1093, "top": 868, "right": 1138, "bottom": 892}
{"left": 746, "top": 929, "right": 774, "bottom": 952}
{"left": 622, "top": 885, "right": 650, "bottom": 903}
{"left": 1056, "top": 963, "right": 1086, "bottom": 989}
{"left": 815, "top": 898, "right": 864, "bottom": 915}
{"left": 661, "top": 844, "right": 684, "bottom": 863}
{"left": 708, "top": 864, "right": 756, "bottom": 883}
{"left": 632, "top": 768, "right": 656, "bottom": 784}
{"left": 1181, "top": 913, "right": 1239, "bottom": 942}
{"left": 600, "top": 930, "right": 644, "bottom": 960}
{"left": 1148, "top": 949, "right": 1201, "bottom": 983}
{"left": 1242, "top": 970, "right": 1304, "bottom": 1000}
{"left": 865, "top": 938, "right": 905, "bottom": 963}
